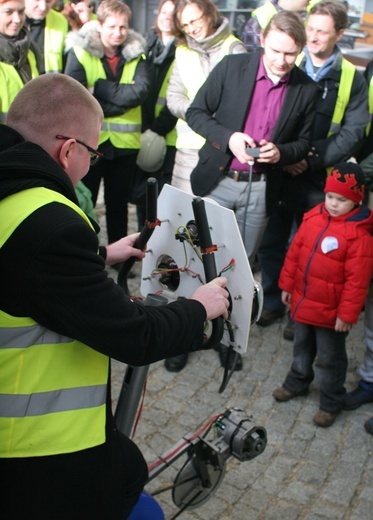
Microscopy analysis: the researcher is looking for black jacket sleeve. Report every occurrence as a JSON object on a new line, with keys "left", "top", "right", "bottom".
{"left": 0, "top": 203, "right": 207, "bottom": 366}
{"left": 307, "top": 70, "right": 369, "bottom": 170}
{"left": 64, "top": 48, "right": 88, "bottom": 86}
{"left": 64, "top": 52, "right": 151, "bottom": 118}
{"left": 149, "top": 104, "right": 177, "bottom": 137}
{"left": 93, "top": 58, "right": 150, "bottom": 111}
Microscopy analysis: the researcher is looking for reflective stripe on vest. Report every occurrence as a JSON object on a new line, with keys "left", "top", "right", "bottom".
{"left": 296, "top": 53, "right": 355, "bottom": 137}
{"left": 73, "top": 46, "right": 142, "bottom": 149}
{"left": 175, "top": 34, "right": 239, "bottom": 150}
{"left": 251, "top": 2, "right": 278, "bottom": 29}
{"left": 327, "top": 58, "right": 355, "bottom": 137}
{"left": 0, "top": 188, "right": 109, "bottom": 458}
{"left": 156, "top": 62, "right": 177, "bottom": 146}
{"left": 44, "top": 10, "right": 69, "bottom": 73}
{"left": 0, "top": 52, "right": 39, "bottom": 123}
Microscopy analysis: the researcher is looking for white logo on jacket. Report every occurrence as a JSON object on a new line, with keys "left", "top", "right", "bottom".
{"left": 321, "top": 236, "right": 339, "bottom": 254}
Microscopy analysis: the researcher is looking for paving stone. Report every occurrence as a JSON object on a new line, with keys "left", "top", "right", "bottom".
{"left": 278, "top": 480, "right": 319, "bottom": 505}
{"left": 264, "top": 502, "right": 302, "bottom": 520}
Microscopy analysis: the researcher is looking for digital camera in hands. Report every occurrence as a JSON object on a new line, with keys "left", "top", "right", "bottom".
{"left": 246, "top": 147, "right": 261, "bottom": 158}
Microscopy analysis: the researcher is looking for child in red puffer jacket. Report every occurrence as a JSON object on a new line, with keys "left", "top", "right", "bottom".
{"left": 272, "top": 163, "right": 373, "bottom": 428}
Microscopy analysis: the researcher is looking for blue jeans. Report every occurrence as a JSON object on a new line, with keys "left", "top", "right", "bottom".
{"left": 282, "top": 323, "right": 348, "bottom": 413}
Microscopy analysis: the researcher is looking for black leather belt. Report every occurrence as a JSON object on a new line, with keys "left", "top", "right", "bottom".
{"left": 225, "top": 169, "right": 266, "bottom": 182}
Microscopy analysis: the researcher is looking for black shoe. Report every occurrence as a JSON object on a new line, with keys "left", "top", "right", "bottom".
{"left": 164, "top": 353, "right": 189, "bottom": 372}
{"left": 342, "top": 380, "right": 373, "bottom": 410}
{"left": 218, "top": 344, "right": 243, "bottom": 371}
{"left": 283, "top": 316, "right": 295, "bottom": 341}
{"left": 257, "top": 308, "right": 285, "bottom": 327}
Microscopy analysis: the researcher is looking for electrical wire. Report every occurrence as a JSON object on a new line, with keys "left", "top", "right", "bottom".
{"left": 220, "top": 258, "right": 236, "bottom": 274}
{"left": 150, "top": 225, "right": 205, "bottom": 282}
{"left": 242, "top": 160, "right": 254, "bottom": 253}
{"left": 147, "top": 413, "right": 221, "bottom": 472}
{"left": 176, "top": 225, "right": 203, "bottom": 262}
{"left": 218, "top": 319, "right": 238, "bottom": 394}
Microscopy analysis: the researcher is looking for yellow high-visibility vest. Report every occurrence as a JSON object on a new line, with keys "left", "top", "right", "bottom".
{"left": 296, "top": 52, "right": 356, "bottom": 137}
{"left": 44, "top": 9, "right": 69, "bottom": 73}
{"left": 74, "top": 45, "right": 142, "bottom": 149}
{"left": 251, "top": 2, "right": 278, "bottom": 30}
{"left": 0, "top": 187, "right": 109, "bottom": 458}
{"left": 0, "top": 52, "right": 39, "bottom": 124}
{"left": 252, "top": 0, "right": 321, "bottom": 30}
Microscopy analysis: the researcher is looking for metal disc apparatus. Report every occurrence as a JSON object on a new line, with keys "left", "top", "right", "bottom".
{"left": 116, "top": 181, "right": 266, "bottom": 519}
{"left": 140, "top": 184, "right": 263, "bottom": 354}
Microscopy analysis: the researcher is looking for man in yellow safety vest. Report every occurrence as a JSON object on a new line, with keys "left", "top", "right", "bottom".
{"left": 0, "top": 73, "right": 229, "bottom": 520}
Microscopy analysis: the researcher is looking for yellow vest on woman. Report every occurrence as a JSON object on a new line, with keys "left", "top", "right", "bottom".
{"left": 0, "top": 187, "right": 109, "bottom": 458}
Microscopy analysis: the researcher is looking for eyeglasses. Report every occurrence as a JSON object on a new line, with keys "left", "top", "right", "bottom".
{"left": 56, "top": 135, "right": 104, "bottom": 166}
{"left": 181, "top": 13, "right": 204, "bottom": 32}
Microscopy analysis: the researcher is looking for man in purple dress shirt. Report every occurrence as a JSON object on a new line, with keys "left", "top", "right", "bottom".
{"left": 186, "top": 11, "right": 317, "bottom": 266}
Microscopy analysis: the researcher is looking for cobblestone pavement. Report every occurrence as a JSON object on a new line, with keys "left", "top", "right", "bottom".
{"left": 100, "top": 202, "right": 373, "bottom": 520}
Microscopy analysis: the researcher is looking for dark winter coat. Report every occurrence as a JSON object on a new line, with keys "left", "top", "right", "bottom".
{"left": 295, "top": 49, "right": 369, "bottom": 208}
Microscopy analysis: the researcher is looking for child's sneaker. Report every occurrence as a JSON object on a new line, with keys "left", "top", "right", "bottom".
{"left": 342, "top": 380, "right": 373, "bottom": 410}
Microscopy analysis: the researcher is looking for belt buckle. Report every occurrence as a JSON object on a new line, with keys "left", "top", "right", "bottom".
{"left": 233, "top": 170, "right": 240, "bottom": 182}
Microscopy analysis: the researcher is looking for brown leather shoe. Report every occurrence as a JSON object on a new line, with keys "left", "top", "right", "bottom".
{"left": 272, "top": 386, "right": 308, "bottom": 402}
{"left": 313, "top": 410, "right": 338, "bottom": 428}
